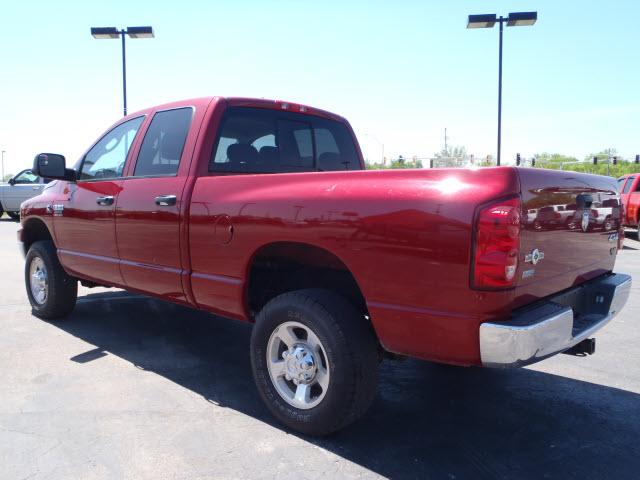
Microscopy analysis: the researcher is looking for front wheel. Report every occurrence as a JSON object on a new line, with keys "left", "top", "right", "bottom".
{"left": 250, "top": 289, "right": 379, "bottom": 436}
{"left": 25, "top": 241, "right": 77, "bottom": 319}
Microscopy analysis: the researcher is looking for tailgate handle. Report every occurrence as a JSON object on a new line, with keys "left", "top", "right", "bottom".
{"left": 576, "top": 194, "right": 593, "bottom": 208}
{"left": 155, "top": 194, "right": 177, "bottom": 206}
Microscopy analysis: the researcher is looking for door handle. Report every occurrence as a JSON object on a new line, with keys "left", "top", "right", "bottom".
{"left": 96, "top": 195, "right": 114, "bottom": 206}
{"left": 155, "top": 194, "right": 177, "bottom": 206}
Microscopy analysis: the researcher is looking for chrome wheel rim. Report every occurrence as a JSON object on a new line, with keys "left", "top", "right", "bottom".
{"left": 29, "top": 256, "right": 48, "bottom": 305}
{"left": 266, "top": 321, "right": 330, "bottom": 410}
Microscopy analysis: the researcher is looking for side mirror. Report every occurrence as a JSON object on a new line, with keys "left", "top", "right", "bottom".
{"left": 8, "top": 177, "right": 15, "bottom": 185}
{"left": 33, "top": 153, "right": 76, "bottom": 181}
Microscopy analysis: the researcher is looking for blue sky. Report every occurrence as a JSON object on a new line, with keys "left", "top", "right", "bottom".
{"left": 1, "top": 0, "right": 639, "bottom": 174}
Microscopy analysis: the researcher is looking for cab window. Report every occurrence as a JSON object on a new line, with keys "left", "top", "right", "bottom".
{"left": 210, "top": 107, "right": 360, "bottom": 173}
{"left": 623, "top": 177, "right": 635, "bottom": 194}
{"left": 134, "top": 108, "right": 193, "bottom": 177}
{"left": 12, "top": 170, "right": 39, "bottom": 184}
{"left": 80, "top": 116, "right": 144, "bottom": 180}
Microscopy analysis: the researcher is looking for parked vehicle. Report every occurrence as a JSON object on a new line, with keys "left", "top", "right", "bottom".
{"left": 0, "top": 169, "right": 49, "bottom": 220}
{"left": 19, "top": 97, "right": 631, "bottom": 435}
{"left": 618, "top": 174, "right": 640, "bottom": 235}
{"left": 532, "top": 204, "right": 573, "bottom": 230}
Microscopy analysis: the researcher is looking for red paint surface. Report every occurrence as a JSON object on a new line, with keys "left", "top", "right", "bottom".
{"left": 619, "top": 174, "right": 640, "bottom": 227}
{"left": 20, "top": 97, "right": 622, "bottom": 367}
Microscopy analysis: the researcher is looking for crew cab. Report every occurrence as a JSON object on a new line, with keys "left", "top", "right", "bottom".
{"left": 618, "top": 174, "right": 640, "bottom": 234}
{"left": 19, "top": 97, "right": 631, "bottom": 435}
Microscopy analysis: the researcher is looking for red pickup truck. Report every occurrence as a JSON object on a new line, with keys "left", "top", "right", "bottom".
{"left": 618, "top": 174, "right": 640, "bottom": 234}
{"left": 20, "top": 97, "right": 631, "bottom": 435}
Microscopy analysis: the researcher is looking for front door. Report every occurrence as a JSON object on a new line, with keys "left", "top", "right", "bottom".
{"left": 54, "top": 116, "right": 145, "bottom": 286}
{"left": 115, "top": 107, "right": 194, "bottom": 302}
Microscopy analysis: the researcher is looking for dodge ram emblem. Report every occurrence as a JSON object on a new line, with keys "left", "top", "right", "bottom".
{"left": 581, "top": 211, "right": 590, "bottom": 232}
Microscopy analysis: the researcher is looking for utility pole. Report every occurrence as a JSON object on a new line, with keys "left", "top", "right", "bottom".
{"left": 1, "top": 150, "right": 5, "bottom": 181}
{"left": 444, "top": 128, "right": 449, "bottom": 156}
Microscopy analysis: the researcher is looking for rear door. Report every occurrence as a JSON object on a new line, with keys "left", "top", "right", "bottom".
{"left": 54, "top": 116, "right": 145, "bottom": 286}
{"left": 115, "top": 106, "right": 197, "bottom": 303}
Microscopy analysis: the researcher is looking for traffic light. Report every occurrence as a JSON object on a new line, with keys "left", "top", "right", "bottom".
{"left": 516, "top": 153, "right": 521, "bottom": 166}
{"left": 593, "top": 156, "right": 598, "bottom": 165}
{"left": 613, "top": 156, "right": 617, "bottom": 165}
{"left": 636, "top": 154, "right": 639, "bottom": 164}
{"left": 531, "top": 158, "right": 536, "bottom": 167}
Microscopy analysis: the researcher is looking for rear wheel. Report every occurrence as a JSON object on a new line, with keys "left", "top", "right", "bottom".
{"left": 7, "top": 211, "right": 20, "bottom": 221}
{"left": 250, "top": 289, "right": 379, "bottom": 436}
{"left": 25, "top": 241, "right": 77, "bottom": 319}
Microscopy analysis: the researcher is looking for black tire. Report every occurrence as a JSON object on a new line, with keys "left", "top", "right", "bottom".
{"left": 0, "top": 202, "right": 4, "bottom": 217}
{"left": 250, "top": 288, "right": 379, "bottom": 436}
{"left": 25, "top": 240, "right": 77, "bottom": 319}
{"left": 7, "top": 211, "right": 20, "bottom": 220}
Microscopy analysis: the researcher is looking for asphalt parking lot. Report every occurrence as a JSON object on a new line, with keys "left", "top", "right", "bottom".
{"left": 1, "top": 216, "right": 639, "bottom": 480}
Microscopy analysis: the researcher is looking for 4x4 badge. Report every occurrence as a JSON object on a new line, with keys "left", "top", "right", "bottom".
{"left": 525, "top": 248, "right": 544, "bottom": 265}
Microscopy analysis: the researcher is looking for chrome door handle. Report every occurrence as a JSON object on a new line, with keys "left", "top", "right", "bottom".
{"left": 155, "top": 195, "right": 177, "bottom": 206}
{"left": 96, "top": 195, "right": 114, "bottom": 206}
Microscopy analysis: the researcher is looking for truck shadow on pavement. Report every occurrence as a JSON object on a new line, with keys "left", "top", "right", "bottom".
{"left": 51, "top": 290, "right": 640, "bottom": 480}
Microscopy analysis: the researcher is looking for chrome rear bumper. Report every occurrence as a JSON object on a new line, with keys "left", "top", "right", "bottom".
{"left": 480, "top": 273, "right": 632, "bottom": 367}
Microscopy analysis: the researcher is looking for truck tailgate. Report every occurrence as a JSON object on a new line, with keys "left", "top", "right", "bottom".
{"left": 514, "top": 168, "right": 622, "bottom": 307}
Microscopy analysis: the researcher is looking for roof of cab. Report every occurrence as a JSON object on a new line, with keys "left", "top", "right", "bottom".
{"left": 126, "top": 96, "right": 346, "bottom": 123}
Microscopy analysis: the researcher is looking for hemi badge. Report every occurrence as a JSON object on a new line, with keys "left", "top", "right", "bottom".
{"left": 522, "top": 269, "right": 535, "bottom": 279}
{"left": 524, "top": 248, "right": 545, "bottom": 265}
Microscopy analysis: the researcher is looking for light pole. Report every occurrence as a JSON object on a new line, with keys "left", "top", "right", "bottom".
{"left": 90, "top": 26, "right": 154, "bottom": 116}
{"left": 1, "top": 150, "right": 5, "bottom": 181}
{"left": 467, "top": 12, "right": 537, "bottom": 166}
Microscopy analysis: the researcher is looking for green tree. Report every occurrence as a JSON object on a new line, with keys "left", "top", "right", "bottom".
{"left": 533, "top": 152, "right": 579, "bottom": 164}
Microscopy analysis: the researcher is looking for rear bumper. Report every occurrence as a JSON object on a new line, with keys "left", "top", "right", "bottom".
{"left": 480, "top": 273, "right": 632, "bottom": 367}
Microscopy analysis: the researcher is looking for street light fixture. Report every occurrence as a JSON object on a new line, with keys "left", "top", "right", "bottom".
{"left": 90, "top": 26, "right": 154, "bottom": 116}
{"left": 467, "top": 12, "right": 537, "bottom": 166}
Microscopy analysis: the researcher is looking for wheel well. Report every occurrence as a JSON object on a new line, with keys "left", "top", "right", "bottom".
{"left": 246, "top": 242, "right": 367, "bottom": 319}
{"left": 21, "top": 218, "right": 54, "bottom": 256}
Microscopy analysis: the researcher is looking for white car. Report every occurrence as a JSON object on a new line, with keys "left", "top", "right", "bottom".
{"left": 0, "top": 169, "right": 49, "bottom": 220}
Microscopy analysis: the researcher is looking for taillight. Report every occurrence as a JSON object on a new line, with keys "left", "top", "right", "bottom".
{"left": 472, "top": 196, "right": 521, "bottom": 289}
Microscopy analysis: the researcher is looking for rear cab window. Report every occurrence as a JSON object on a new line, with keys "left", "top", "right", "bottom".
{"left": 210, "top": 107, "right": 360, "bottom": 173}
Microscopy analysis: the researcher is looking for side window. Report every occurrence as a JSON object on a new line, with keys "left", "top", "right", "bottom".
{"left": 210, "top": 107, "right": 361, "bottom": 174}
{"left": 134, "top": 108, "right": 193, "bottom": 177}
{"left": 13, "top": 170, "right": 39, "bottom": 184}
{"left": 80, "top": 117, "right": 144, "bottom": 180}
{"left": 635, "top": 179, "right": 640, "bottom": 192}
{"left": 623, "top": 177, "right": 635, "bottom": 194}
